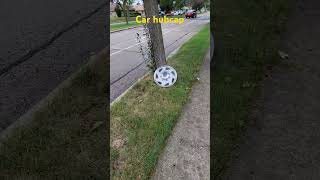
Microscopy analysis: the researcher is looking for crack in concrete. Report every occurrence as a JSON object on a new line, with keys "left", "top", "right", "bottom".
{"left": 0, "top": 2, "right": 107, "bottom": 77}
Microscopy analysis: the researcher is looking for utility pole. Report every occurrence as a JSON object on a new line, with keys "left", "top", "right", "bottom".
{"left": 143, "top": 0, "right": 166, "bottom": 67}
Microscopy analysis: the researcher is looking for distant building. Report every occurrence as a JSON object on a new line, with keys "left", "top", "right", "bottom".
{"left": 110, "top": 2, "right": 145, "bottom": 17}
{"left": 110, "top": 2, "right": 117, "bottom": 17}
{"left": 132, "top": 4, "right": 145, "bottom": 16}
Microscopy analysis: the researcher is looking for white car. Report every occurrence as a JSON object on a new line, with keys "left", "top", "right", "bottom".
{"left": 172, "top": 11, "right": 179, "bottom": 16}
{"left": 159, "top": 11, "right": 165, "bottom": 17}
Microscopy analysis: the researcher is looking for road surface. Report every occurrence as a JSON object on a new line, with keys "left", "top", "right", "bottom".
{"left": 0, "top": 0, "right": 107, "bottom": 132}
{"left": 110, "top": 12, "right": 210, "bottom": 102}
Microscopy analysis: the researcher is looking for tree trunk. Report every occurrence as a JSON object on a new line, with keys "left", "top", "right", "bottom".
{"left": 126, "top": 6, "right": 129, "bottom": 25}
{"left": 124, "top": 1, "right": 129, "bottom": 25}
{"left": 143, "top": 0, "right": 166, "bottom": 67}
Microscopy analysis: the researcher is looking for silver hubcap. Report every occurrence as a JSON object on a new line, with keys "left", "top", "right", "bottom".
{"left": 153, "top": 65, "right": 178, "bottom": 87}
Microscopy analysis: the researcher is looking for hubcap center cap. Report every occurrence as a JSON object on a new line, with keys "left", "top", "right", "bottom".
{"left": 161, "top": 72, "right": 169, "bottom": 79}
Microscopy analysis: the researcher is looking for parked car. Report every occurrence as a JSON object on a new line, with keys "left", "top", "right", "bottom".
{"left": 165, "top": 11, "right": 172, "bottom": 16}
{"left": 159, "top": 11, "right": 165, "bottom": 17}
{"left": 172, "top": 11, "right": 179, "bottom": 16}
{"left": 185, "top": 10, "right": 197, "bottom": 18}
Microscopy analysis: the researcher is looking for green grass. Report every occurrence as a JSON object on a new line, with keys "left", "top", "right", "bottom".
{"left": 0, "top": 51, "right": 108, "bottom": 179}
{"left": 212, "top": 0, "right": 291, "bottom": 179}
{"left": 110, "top": 21, "right": 140, "bottom": 32}
{"left": 110, "top": 16, "right": 137, "bottom": 24}
{"left": 111, "top": 24, "right": 210, "bottom": 180}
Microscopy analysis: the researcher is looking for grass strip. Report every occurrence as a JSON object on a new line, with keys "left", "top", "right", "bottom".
{"left": 111, "top": 24, "right": 210, "bottom": 179}
{"left": 110, "top": 17, "right": 137, "bottom": 24}
{"left": 212, "top": 0, "right": 291, "bottom": 178}
{"left": 111, "top": 21, "right": 141, "bottom": 32}
{"left": 0, "top": 51, "right": 108, "bottom": 179}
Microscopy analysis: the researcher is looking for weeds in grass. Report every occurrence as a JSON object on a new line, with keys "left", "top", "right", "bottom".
{"left": 212, "top": 0, "right": 291, "bottom": 178}
{"left": 0, "top": 52, "right": 108, "bottom": 179}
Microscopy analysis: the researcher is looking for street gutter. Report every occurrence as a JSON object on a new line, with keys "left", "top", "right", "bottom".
{"left": 110, "top": 25, "right": 142, "bottom": 33}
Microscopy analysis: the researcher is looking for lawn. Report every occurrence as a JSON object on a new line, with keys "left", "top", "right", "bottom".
{"left": 110, "top": 21, "right": 140, "bottom": 32}
{"left": 111, "top": 24, "right": 210, "bottom": 179}
{"left": 110, "top": 16, "right": 137, "bottom": 24}
{"left": 0, "top": 50, "right": 108, "bottom": 179}
{"left": 211, "top": 0, "right": 291, "bottom": 179}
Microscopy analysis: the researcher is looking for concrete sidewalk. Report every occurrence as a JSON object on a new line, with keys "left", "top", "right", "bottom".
{"left": 152, "top": 50, "right": 210, "bottom": 180}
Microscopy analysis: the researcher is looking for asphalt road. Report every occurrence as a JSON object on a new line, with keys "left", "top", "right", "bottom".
{"left": 110, "top": 12, "right": 210, "bottom": 102}
{"left": 0, "top": 1, "right": 108, "bottom": 131}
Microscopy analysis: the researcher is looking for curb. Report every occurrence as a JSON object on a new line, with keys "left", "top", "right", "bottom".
{"left": 110, "top": 21, "right": 136, "bottom": 25}
{"left": 110, "top": 72, "right": 150, "bottom": 107}
{"left": 110, "top": 25, "right": 142, "bottom": 33}
{"left": 0, "top": 48, "right": 108, "bottom": 143}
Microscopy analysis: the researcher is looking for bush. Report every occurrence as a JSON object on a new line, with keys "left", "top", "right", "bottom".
{"left": 115, "top": 5, "right": 122, "bottom": 17}
{"left": 129, "top": 10, "right": 141, "bottom": 17}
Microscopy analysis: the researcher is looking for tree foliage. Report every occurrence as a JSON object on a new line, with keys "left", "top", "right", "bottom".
{"left": 160, "top": 0, "right": 193, "bottom": 12}
{"left": 160, "top": 0, "right": 174, "bottom": 12}
{"left": 175, "top": 0, "right": 186, "bottom": 9}
{"left": 115, "top": 4, "right": 122, "bottom": 17}
{"left": 113, "top": 0, "right": 134, "bottom": 24}
{"left": 192, "top": 0, "right": 204, "bottom": 11}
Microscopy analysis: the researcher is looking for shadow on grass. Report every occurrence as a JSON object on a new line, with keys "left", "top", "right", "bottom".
{"left": 211, "top": 0, "right": 291, "bottom": 179}
{"left": 0, "top": 50, "right": 108, "bottom": 179}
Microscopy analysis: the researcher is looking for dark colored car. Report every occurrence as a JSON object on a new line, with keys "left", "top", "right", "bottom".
{"left": 165, "top": 11, "right": 172, "bottom": 16}
{"left": 159, "top": 11, "right": 165, "bottom": 17}
{"left": 185, "top": 10, "right": 197, "bottom": 18}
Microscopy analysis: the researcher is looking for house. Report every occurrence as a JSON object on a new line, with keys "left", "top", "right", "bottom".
{"left": 132, "top": 4, "right": 145, "bottom": 16}
{"left": 110, "top": 2, "right": 145, "bottom": 17}
{"left": 110, "top": 2, "right": 117, "bottom": 17}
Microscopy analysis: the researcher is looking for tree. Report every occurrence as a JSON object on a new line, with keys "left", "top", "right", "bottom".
{"left": 203, "top": 0, "right": 210, "bottom": 11}
{"left": 114, "top": 0, "right": 134, "bottom": 24}
{"left": 160, "top": 0, "right": 174, "bottom": 13}
{"left": 174, "top": 0, "right": 186, "bottom": 10}
{"left": 192, "top": 0, "right": 204, "bottom": 12}
{"left": 143, "top": 0, "right": 166, "bottom": 67}
{"left": 115, "top": 4, "right": 122, "bottom": 17}
{"left": 160, "top": 0, "right": 189, "bottom": 12}
{"left": 184, "top": 0, "right": 193, "bottom": 7}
